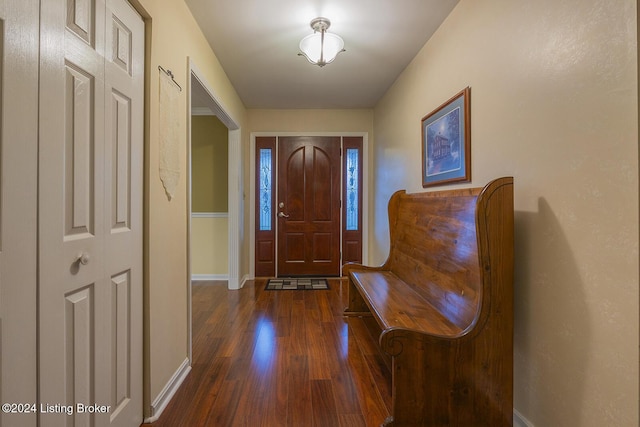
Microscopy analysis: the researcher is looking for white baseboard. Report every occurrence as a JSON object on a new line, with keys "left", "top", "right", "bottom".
{"left": 144, "top": 358, "right": 191, "bottom": 424}
{"left": 191, "top": 274, "right": 228, "bottom": 281}
{"left": 514, "top": 409, "right": 534, "bottom": 427}
{"left": 240, "top": 274, "right": 252, "bottom": 288}
{"left": 192, "top": 274, "right": 250, "bottom": 288}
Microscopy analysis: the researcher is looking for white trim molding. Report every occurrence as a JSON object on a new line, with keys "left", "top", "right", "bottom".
{"left": 227, "top": 129, "right": 242, "bottom": 290}
{"left": 191, "top": 212, "right": 229, "bottom": 219}
{"left": 145, "top": 358, "right": 191, "bottom": 424}
{"left": 240, "top": 274, "right": 252, "bottom": 288}
{"left": 191, "top": 274, "right": 229, "bottom": 281}
{"left": 514, "top": 409, "right": 535, "bottom": 427}
{"left": 191, "top": 106, "right": 214, "bottom": 116}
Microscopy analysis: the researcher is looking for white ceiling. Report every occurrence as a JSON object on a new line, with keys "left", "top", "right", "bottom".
{"left": 185, "top": 0, "right": 459, "bottom": 109}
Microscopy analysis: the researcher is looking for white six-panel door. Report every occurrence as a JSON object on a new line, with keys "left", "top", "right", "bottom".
{"left": 39, "top": 0, "right": 143, "bottom": 426}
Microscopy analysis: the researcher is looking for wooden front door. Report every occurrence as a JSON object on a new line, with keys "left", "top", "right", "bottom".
{"left": 277, "top": 136, "right": 341, "bottom": 276}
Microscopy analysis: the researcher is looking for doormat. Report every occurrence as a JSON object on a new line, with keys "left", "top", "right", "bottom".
{"left": 265, "top": 278, "right": 329, "bottom": 290}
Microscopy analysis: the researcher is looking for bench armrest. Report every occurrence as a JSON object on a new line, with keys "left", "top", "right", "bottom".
{"left": 342, "top": 261, "right": 386, "bottom": 277}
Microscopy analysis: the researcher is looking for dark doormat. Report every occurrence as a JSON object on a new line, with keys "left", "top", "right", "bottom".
{"left": 265, "top": 278, "right": 329, "bottom": 290}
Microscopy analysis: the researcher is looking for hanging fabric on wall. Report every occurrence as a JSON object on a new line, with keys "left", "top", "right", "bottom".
{"left": 158, "top": 68, "right": 181, "bottom": 201}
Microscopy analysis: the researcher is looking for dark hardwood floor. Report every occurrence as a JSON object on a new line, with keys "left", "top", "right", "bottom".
{"left": 142, "top": 279, "right": 391, "bottom": 427}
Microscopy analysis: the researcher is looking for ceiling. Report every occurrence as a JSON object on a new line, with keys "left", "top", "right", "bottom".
{"left": 185, "top": 0, "right": 459, "bottom": 109}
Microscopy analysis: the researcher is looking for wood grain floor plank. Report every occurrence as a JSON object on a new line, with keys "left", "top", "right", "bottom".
{"left": 338, "top": 413, "right": 367, "bottom": 427}
{"left": 266, "top": 340, "right": 290, "bottom": 427}
{"left": 203, "top": 378, "right": 242, "bottom": 427}
{"left": 344, "top": 317, "right": 391, "bottom": 424}
{"left": 287, "top": 354, "right": 312, "bottom": 427}
{"left": 183, "top": 356, "right": 233, "bottom": 426}
{"left": 322, "top": 321, "right": 362, "bottom": 416}
{"left": 289, "top": 298, "right": 308, "bottom": 356}
{"left": 311, "top": 379, "right": 340, "bottom": 427}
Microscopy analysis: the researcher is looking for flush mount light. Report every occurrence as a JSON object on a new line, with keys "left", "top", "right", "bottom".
{"left": 298, "top": 17, "right": 345, "bottom": 67}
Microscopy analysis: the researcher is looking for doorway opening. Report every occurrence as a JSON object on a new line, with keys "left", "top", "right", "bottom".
{"left": 190, "top": 113, "right": 229, "bottom": 281}
{"left": 187, "top": 61, "right": 241, "bottom": 365}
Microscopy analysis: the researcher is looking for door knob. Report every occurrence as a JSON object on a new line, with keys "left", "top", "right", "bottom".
{"left": 278, "top": 212, "right": 290, "bottom": 218}
{"left": 75, "top": 252, "right": 90, "bottom": 265}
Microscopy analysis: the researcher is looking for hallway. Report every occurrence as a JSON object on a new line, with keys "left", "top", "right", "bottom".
{"left": 143, "top": 279, "right": 390, "bottom": 426}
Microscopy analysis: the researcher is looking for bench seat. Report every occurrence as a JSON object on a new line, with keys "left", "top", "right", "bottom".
{"left": 344, "top": 177, "right": 514, "bottom": 427}
{"left": 349, "top": 270, "right": 463, "bottom": 337}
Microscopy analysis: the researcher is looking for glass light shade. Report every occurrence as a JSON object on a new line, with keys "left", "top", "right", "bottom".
{"left": 299, "top": 32, "right": 345, "bottom": 66}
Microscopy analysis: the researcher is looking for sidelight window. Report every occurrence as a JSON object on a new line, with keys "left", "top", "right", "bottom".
{"left": 255, "top": 137, "right": 276, "bottom": 277}
{"left": 345, "top": 148, "right": 359, "bottom": 231}
{"left": 258, "top": 148, "right": 273, "bottom": 231}
{"left": 342, "top": 137, "right": 363, "bottom": 264}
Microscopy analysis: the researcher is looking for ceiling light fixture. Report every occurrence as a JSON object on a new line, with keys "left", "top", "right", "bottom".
{"left": 298, "top": 17, "right": 345, "bottom": 67}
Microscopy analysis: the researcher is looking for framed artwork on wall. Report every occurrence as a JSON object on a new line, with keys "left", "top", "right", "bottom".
{"left": 422, "top": 87, "right": 471, "bottom": 187}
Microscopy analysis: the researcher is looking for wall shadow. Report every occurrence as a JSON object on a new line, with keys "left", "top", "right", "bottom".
{"left": 513, "top": 198, "right": 591, "bottom": 426}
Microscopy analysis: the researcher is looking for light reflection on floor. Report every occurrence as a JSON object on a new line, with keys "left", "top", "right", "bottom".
{"left": 339, "top": 321, "right": 349, "bottom": 359}
{"left": 252, "top": 316, "right": 276, "bottom": 373}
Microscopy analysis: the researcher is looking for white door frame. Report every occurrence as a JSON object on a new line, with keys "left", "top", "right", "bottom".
{"left": 0, "top": 1, "right": 40, "bottom": 424}
{"left": 186, "top": 59, "right": 242, "bottom": 362}
{"left": 249, "top": 132, "right": 369, "bottom": 278}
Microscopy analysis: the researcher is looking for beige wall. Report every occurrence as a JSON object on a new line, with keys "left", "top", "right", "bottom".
{"left": 191, "top": 216, "right": 229, "bottom": 275}
{"left": 373, "top": 0, "right": 638, "bottom": 426}
{"left": 247, "top": 109, "right": 374, "bottom": 133}
{"left": 192, "top": 115, "right": 228, "bottom": 213}
{"left": 133, "top": 0, "right": 246, "bottom": 417}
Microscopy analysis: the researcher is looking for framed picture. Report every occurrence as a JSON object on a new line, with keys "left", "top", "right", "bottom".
{"left": 422, "top": 87, "right": 471, "bottom": 187}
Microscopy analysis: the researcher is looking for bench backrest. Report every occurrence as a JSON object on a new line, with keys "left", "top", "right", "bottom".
{"left": 383, "top": 177, "right": 513, "bottom": 332}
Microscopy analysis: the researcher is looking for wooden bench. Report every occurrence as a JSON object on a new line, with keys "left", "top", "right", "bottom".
{"left": 344, "top": 177, "right": 514, "bottom": 426}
